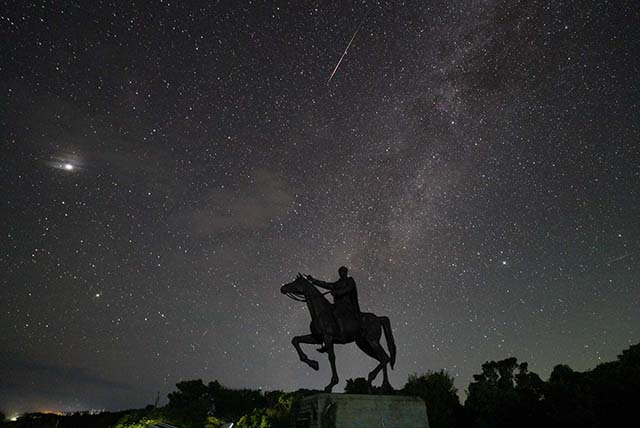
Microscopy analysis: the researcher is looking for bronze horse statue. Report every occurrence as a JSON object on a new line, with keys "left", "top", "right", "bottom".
{"left": 281, "top": 273, "right": 396, "bottom": 392}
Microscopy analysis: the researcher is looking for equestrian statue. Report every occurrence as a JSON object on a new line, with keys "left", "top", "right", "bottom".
{"left": 280, "top": 266, "right": 396, "bottom": 392}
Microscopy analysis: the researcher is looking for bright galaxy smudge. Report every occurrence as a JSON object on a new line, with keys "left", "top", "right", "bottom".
{"left": 46, "top": 154, "right": 82, "bottom": 172}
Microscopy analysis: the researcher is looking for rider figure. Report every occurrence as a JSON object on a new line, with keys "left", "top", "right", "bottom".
{"left": 307, "top": 266, "right": 361, "bottom": 347}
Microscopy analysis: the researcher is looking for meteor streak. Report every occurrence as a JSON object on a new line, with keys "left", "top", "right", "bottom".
{"left": 327, "top": 6, "right": 373, "bottom": 85}
{"left": 606, "top": 253, "right": 631, "bottom": 264}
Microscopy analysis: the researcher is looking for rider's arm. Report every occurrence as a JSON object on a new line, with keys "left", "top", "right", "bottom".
{"left": 306, "top": 275, "right": 334, "bottom": 290}
{"left": 311, "top": 278, "right": 334, "bottom": 290}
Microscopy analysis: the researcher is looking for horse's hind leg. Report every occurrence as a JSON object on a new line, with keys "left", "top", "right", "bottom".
{"left": 380, "top": 360, "right": 392, "bottom": 391}
{"left": 356, "top": 339, "right": 379, "bottom": 391}
{"left": 366, "top": 340, "right": 392, "bottom": 389}
{"left": 356, "top": 338, "right": 378, "bottom": 361}
{"left": 292, "top": 334, "right": 321, "bottom": 371}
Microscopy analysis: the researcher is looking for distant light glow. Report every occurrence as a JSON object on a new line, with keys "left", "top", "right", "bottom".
{"left": 45, "top": 154, "right": 82, "bottom": 172}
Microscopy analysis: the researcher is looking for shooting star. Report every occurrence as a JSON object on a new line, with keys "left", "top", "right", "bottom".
{"left": 327, "top": 6, "right": 373, "bottom": 85}
{"left": 605, "top": 253, "right": 631, "bottom": 265}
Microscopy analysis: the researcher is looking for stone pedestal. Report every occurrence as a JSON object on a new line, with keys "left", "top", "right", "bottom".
{"left": 291, "top": 393, "right": 429, "bottom": 428}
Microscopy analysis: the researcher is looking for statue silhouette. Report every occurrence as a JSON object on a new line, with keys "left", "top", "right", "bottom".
{"left": 281, "top": 270, "right": 396, "bottom": 392}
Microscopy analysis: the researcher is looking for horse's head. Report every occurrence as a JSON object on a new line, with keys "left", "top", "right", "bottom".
{"left": 281, "top": 273, "right": 308, "bottom": 299}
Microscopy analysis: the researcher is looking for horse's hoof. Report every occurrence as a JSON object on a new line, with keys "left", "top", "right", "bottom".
{"left": 308, "top": 360, "right": 319, "bottom": 371}
{"left": 324, "top": 385, "right": 333, "bottom": 393}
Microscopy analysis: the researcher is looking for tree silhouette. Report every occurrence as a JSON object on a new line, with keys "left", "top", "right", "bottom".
{"left": 235, "top": 393, "right": 296, "bottom": 428}
{"left": 208, "top": 380, "right": 275, "bottom": 421}
{"left": 345, "top": 377, "right": 374, "bottom": 394}
{"left": 166, "top": 379, "right": 212, "bottom": 428}
{"left": 465, "top": 358, "right": 545, "bottom": 428}
{"left": 542, "top": 344, "right": 640, "bottom": 428}
{"left": 545, "top": 364, "right": 595, "bottom": 428}
{"left": 402, "top": 370, "right": 462, "bottom": 428}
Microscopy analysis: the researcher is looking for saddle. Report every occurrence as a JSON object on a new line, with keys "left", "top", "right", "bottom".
{"left": 317, "top": 311, "right": 362, "bottom": 353}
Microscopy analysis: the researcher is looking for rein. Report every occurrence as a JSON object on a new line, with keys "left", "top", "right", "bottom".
{"left": 284, "top": 278, "right": 332, "bottom": 303}
{"left": 286, "top": 292, "right": 307, "bottom": 302}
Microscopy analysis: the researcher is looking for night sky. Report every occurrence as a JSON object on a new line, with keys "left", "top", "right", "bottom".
{"left": 2, "top": 0, "right": 639, "bottom": 415}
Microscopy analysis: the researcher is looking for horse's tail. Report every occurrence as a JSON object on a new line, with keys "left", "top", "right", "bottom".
{"left": 380, "top": 316, "right": 396, "bottom": 369}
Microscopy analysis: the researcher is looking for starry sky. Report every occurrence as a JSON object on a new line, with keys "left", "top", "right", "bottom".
{"left": 1, "top": 0, "right": 639, "bottom": 415}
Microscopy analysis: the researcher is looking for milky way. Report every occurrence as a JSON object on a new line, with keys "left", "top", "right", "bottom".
{"left": 1, "top": 0, "right": 639, "bottom": 414}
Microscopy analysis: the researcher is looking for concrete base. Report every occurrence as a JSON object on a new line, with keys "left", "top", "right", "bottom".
{"left": 292, "top": 393, "right": 429, "bottom": 428}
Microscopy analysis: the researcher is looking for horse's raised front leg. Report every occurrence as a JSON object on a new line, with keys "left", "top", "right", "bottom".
{"left": 292, "top": 334, "right": 321, "bottom": 371}
{"left": 324, "top": 335, "right": 339, "bottom": 392}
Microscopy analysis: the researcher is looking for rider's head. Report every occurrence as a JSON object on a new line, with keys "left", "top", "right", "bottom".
{"left": 338, "top": 266, "right": 348, "bottom": 278}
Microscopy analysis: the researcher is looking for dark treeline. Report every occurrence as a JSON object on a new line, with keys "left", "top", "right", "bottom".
{"left": 3, "top": 342, "right": 639, "bottom": 428}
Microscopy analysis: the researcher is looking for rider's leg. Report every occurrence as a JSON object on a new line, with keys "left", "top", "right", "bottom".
{"left": 318, "top": 317, "right": 344, "bottom": 353}
{"left": 337, "top": 318, "right": 345, "bottom": 338}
